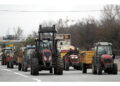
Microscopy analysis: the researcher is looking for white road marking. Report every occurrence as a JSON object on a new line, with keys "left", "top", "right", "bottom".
{"left": 32, "top": 78, "right": 41, "bottom": 82}
{"left": 14, "top": 72, "right": 28, "bottom": 78}
{"left": 0, "top": 67, "right": 42, "bottom": 82}
{"left": 0, "top": 68, "right": 12, "bottom": 72}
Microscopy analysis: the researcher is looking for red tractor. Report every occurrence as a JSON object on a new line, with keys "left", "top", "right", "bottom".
{"left": 2, "top": 48, "right": 14, "bottom": 68}
{"left": 30, "top": 25, "right": 64, "bottom": 75}
{"left": 63, "top": 49, "right": 82, "bottom": 70}
{"left": 92, "top": 42, "right": 118, "bottom": 75}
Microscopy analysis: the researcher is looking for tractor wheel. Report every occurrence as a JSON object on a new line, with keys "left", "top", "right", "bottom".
{"left": 77, "top": 63, "right": 82, "bottom": 70}
{"left": 7, "top": 62, "right": 10, "bottom": 68}
{"left": 24, "top": 62, "right": 28, "bottom": 72}
{"left": 24, "top": 66, "right": 28, "bottom": 72}
{"left": 74, "top": 66, "right": 77, "bottom": 70}
{"left": 54, "top": 67, "right": 57, "bottom": 75}
{"left": 55, "top": 58, "right": 64, "bottom": 75}
{"left": 76, "top": 67, "right": 79, "bottom": 70}
{"left": 49, "top": 68, "right": 53, "bottom": 74}
{"left": 18, "top": 63, "right": 22, "bottom": 71}
{"left": 92, "top": 64, "right": 97, "bottom": 74}
{"left": 82, "top": 64, "right": 87, "bottom": 73}
{"left": 1, "top": 58, "right": 4, "bottom": 65}
{"left": 22, "top": 63, "right": 24, "bottom": 71}
{"left": 30, "top": 58, "right": 39, "bottom": 75}
{"left": 97, "top": 64, "right": 102, "bottom": 75}
{"left": 9, "top": 61, "right": 14, "bottom": 68}
{"left": 64, "top": 61, "right": 69, "bottom": 71}
{"left": 112, "top": 63, "right": 118, "bottom": 74}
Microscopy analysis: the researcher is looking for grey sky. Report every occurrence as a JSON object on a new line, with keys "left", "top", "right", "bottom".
{"left": 0, "top": 0, "right": 119, "bottom": 37}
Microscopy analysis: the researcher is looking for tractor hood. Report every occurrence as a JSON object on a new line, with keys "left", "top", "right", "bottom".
{"left": 101, "top": 54, "right": 112, "bottom": 59}
{"left": 41, "top": 49, "right": 52, "bottom": 57}
{"left": 42, "top": 49, "right": 51, "bottom": 53}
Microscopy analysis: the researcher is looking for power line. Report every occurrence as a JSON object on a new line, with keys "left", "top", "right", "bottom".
{"left": 0, "top": 10, "right": 104, "bottom": 13}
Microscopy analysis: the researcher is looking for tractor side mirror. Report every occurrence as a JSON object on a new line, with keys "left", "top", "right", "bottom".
{"left": 113, "top": 53, "right": 115, "bottom": 59}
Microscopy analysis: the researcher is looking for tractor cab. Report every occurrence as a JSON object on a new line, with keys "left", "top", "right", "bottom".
{"left": 95, "top": 42, "right": 112, "bottom": 55}
{"left": 39, "top": 39, "right": 53, "bottom": 64}
{"left": 94, "top": 42, "right": 114, "bottom": 64}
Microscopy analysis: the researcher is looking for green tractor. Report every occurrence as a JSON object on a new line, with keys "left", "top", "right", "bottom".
{"left": 92, "top": 42, "right": 118, "bottom": 75}
{"left": 30, "top": 25, "right": 64, "bottom": 75}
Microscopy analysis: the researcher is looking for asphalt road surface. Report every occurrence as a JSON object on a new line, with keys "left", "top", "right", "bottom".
{"left": 0, "top": 63, "right": 120, "bottom": 82}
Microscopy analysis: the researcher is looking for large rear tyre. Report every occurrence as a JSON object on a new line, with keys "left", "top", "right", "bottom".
{"left": 112, "top": 63, "right": 118, "bottom": 74}
{"left": 54, "top": 58, "right": 64, "bottom": 75}
{"left": 31, "top": 58, "right": 39, "bottom": 75}
{"left": 82, "top": 64, "right": 87, "bottom": 73}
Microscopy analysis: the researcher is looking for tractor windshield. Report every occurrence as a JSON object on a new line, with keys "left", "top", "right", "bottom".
{"left": 44, "top": 52, "right": 51, "bottom": 57}
{"left": 4, "top": 49, "right": 14, "bottom": 57}
{"left": 40, "top": 40, "right": 53, "bottom": 50}
{"left": 26, "top": 49, "right": 35, "bottom": 56}
{"left": 97, "top": 45, "right": 112, "bottom": 55}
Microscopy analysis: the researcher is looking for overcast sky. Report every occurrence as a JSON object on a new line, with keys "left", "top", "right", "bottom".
{"left": 0, "top": 0, "right": 120, "bottom": 37}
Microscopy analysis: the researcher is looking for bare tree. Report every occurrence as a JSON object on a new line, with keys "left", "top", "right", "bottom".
{"left": 14, "top": 26, "right": 23, "bottom": 40}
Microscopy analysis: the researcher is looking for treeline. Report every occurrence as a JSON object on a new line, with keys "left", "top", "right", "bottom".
{"left": 57, "top": 5, "right": 120, "bottom": 54}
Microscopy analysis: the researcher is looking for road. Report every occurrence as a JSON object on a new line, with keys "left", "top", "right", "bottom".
{"left": 0, "top": 64, "right": 120, "bottom": 82}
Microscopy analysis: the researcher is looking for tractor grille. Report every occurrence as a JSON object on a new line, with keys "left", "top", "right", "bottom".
{"left": 104, "top": 59, "right": 112, "bottom": 63}
{"left": 71, "top": 59, "right": 79, "bottom": 62}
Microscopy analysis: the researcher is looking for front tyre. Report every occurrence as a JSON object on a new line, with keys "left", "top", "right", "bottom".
{"left": 112, "top": 63, "right": 118, "bottom": 74}
{"left": 97, "top": 64, "right": 102, "bottom": 75}
{"left": 82, "top": 64, "right": 87, "bottom": 73}
{"left": 18, "top": 63, "right": 22, "bottom": 71}
{"left": 54, "top": 58, "right": 64, "bottom": 75}
{"left": 30, "top": 58, "right": 39, "bottom": 75}
{"left": 92, "top": 64, "right": 97, "bottom": 74}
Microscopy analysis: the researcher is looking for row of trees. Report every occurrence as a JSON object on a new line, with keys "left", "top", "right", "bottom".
{"left": 57, "top": 5, "right": 120, "bottom": 54}
{"left": 24, "top": 5, "right": 120, "bottom": 54}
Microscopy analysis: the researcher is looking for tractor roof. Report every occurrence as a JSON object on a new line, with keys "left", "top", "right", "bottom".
{"left": 26, "top": 45, "right": 35, "bottom": 49}
{"left": 95, "top": 42, "right": 112, "bottom": 46}
{"left": 38, "top": 25, "right": 57, "bottom": 33}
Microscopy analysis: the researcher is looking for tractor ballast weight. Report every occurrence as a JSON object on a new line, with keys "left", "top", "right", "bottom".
{"left": 92, "top": 42, "right": 118, "bottom": 75}
{"left": 30, "top": 25, "right": 64, "bottom": 75}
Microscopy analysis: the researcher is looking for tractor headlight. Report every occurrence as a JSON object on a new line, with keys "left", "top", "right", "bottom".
{"left": 75, "top": 56, "right": 78, "bottom": 59}
{"left": 44, "top": 56, "right": 47, "bottom": 61}
{"left": 71, "top": 56, "right": 74, "bottom": 59}
{"left": 49, "top": 56, "right": 52, "bottom": 61}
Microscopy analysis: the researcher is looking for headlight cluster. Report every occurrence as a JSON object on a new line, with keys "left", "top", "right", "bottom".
{"left": 44, "top": 56, "right": 47, "bottom": 61}
{"left": 71, "top": 55, "right": 78, "bottom": 59}
{"left": 43, "top": 56, "right": 52, "bottom": 61}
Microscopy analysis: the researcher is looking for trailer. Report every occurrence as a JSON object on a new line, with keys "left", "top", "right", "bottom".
{"left": 80, "top": 51, "right": 95, "bottom": 73}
